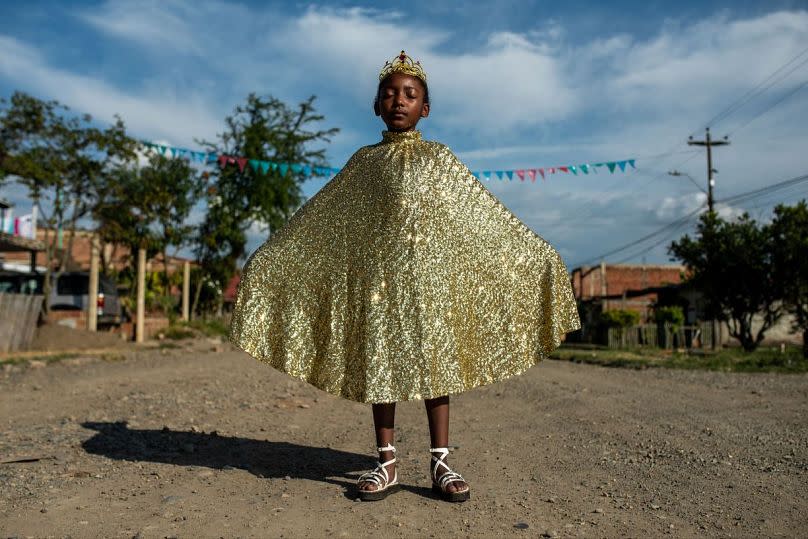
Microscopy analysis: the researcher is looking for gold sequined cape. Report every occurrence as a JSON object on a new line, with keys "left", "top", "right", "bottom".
{"left": 229, "top": 130, "right": 581, "bottom": 403}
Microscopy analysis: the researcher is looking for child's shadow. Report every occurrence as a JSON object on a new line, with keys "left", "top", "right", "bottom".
{"left": 80, "top": 421, "right": 433, "bottom": 499}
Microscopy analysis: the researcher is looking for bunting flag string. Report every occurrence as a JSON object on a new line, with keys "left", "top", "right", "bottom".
{"left": 141, "top": 140, "right": 637, "bottom": 184}
{"left": 141, "top": 141, "right": 342, "bottom": 178}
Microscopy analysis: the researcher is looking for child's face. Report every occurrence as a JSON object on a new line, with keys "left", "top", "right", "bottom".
{"left": 375, "top": 73, "right": 430, "bottom": 132}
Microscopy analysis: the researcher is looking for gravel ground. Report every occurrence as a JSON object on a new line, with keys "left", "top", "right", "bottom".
{"left": 1, "top": 338, "right": 806, "bottom": 538}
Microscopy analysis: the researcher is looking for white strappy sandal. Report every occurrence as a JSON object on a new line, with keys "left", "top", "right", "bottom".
{"left": 430, "top": 447, "right": 470, "bottom": 502}
{"left": 357, "top": 443, "right": 400, "bottom": 501}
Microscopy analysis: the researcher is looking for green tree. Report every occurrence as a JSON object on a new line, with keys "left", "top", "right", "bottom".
{"left": 669, "top": 212, "right": 781, "bottom": 351}
{"left": 191, "top": 93, "right": 338, "bottom": 316}
{"left": 95, "top": 153, "right": 203, "bottom": 314}
{"left": 770, "top": 200, "right": 808, "bottom": 358}
{"left": 0, "top": 91, "right": 137, "bottom": 310}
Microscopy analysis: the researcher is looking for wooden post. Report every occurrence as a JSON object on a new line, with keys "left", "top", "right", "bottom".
{"left": 136, "top": 247, "right": 146, "bottom": 343}
{"left": 182, "top": 260, "right": 190, "bottom": 322}
{"left": 600, "top": 261, "right": 608, "bottom": 311}
{"left": 87, "top": 235, "right": 99, "bottom": 331}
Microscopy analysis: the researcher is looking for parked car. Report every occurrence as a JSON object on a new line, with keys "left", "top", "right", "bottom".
{"left": 0, "top": 270, "right": 123, "bottom": 327}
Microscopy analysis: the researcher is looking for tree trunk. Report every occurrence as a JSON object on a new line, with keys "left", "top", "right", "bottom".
{"left": 162, "top": 247, "right": 170, "bottom": 296}
{"left": 40, "top": 222, "right": 54, "bottom": 316}
{"left": 738, "top": 319, "right": 758, "bottom": 352}
{"left": 191, "top": 275, "right": 204, "bottom": 320}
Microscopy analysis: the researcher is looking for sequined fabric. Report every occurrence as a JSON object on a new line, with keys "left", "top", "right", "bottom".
{"left": 229, "top": 130, "right": 581, "bottom": 403}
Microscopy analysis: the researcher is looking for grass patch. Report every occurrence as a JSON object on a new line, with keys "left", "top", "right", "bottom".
{"left": 185, "top": 318, "right": 229, "bottom": 337}
{"left": 163, "top": 326, "right": 196, "bottom": 340}
{"left": 162, "top": 317, "right": 229, "bottom": 340}
{"left": 551, "top": 345, "right": 808, "bottom": 373}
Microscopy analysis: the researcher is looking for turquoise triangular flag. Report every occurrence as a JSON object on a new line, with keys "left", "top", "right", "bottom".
{"left": 249, "top": 160, "right": 260, "bottom": 172}
{"left": 471, "top": 171, "right": 479, "bottom": 179}
{"left": 261, "top": 162, "right": 269, "bottom": 174}
{"left": 569, "top": 165, "right": 578, "bottom": 175}
{"left": 607, "top": 162, "right": 616, "bottom": 173}
{"left": 496, "top": 171, "right": 504, "bottom": 180}
{"left": 270, "top": 163, "right": 278, "bottom": 171}
{"left": 581, "top": 164, "right": 589, "bottom": 174}
{"left": 618, "top": 161, "right": 626, "bottom": 172}
{"left": 303, "top": 165, "right": 311, "bottom": 177}
{"left": 157, "top": 145, "right": 167, "bottom": 155}
{"left": 628, "top": 159, "right": 636, "bottom": 169}
{"left": 291, "top": 163, "right": 302, "bottom": 174}
{"left": 505, "top": 170, "right": 513, "bottom": 180}
{"left": 170, "top": 148, "right": 178, "bottom": 158}
{"left": 279, "top": 164, "right": 289, "bottom": 176}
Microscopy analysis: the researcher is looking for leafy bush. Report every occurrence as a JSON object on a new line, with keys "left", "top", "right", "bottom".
{"left": 599, "top": 309, "right": 640, "bottom": 328}
{"left": 654, "top": 306, "right": 685, "bottom": 328}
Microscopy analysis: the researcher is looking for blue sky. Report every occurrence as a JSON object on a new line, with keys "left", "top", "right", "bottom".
{"left": 1, "top": 0, "right": 807, "bottom": 268}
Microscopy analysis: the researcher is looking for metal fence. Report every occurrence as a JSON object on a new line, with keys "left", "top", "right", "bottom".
{"left": 607, "top": 322, "right": 714, "bottom": 349}
{"left": 0, "top": 293, "right": 43, "bottom": 353}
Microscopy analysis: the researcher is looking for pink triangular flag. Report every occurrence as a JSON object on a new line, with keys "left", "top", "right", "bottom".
{"left": 539, "top": 168, "right": 545, "bottom": 180}
{"left": 516, "top": 170, "right": 525, "bottom": 181}
{"left": 527, "top": 169, "right": 536, "bottom": 182}
{"left": 236, "top": 157, "right": 248, "bottom": 173}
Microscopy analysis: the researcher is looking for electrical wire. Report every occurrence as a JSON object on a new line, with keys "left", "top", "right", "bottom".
{"left": 614, "top": 216, "right": 699, "bottom": 264}
{"left": 726, "top": 78, "right": 808, "bottom": 137}
{"left": 718, "top": 173, "right": 808, "bottom": 205}
{"left": 597, "top": 174, "right": 808, "bottom": 265}
{"left": 693, "top": 44, "right": 808, "bottom": 135}
{"left": 570, "top": 204, "right": 706, "bottom": 268}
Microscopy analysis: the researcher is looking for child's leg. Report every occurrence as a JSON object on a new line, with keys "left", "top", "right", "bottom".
{"left": 425, "top": 396, "right": 467, "bottom": 494}
{"left": 358, "top": 402, "right": 396, "bottom": 492}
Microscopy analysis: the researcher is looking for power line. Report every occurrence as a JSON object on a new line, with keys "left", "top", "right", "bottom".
{"left": 570, "top": 173, "right": 808, "bottom": 267}
{"left": 726, "top": 78, "right": 808, "bottom": 137}
{"left": 571, "top": 204, "right": 705, "bottom": 268}
{"left": 718, "top": 172, "right": 808, "bottom": 205}
{"left": 693, "top": 44, "right": 808, "bottom": 135}
{"left": 735, "top": 187, "right": 808, "bottom": 212}
{"left": 614, "top": 216, "right": 699, "bottom": 264}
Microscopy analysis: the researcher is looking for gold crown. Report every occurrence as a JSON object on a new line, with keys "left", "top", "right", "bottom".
{"left": 379, "top": 50, "right": 427, "bottom": 83}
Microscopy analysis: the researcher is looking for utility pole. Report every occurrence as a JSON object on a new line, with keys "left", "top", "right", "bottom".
{"left": 688, "top": 128, "right": 730, "bottom": 351}
{"left": 688, "top": 127, "right": 730, "bottom": 213}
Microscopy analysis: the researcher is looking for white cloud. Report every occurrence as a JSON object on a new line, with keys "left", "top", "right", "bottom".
{"left": 0, "top": 36, "right": 222, "bottom": 146}
{"left": 79, "top": 0, "right": 206, "bottom": 55}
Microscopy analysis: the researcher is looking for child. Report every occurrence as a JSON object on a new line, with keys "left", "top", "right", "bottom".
{"left": 229, "top": 51, "right": 581, "bottom": 503}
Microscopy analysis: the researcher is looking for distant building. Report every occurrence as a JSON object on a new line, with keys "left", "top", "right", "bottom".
{"left": 571, "top": 263, "right": 684, "bottom": 320}
{"left": 2, "top": 227, "right": 196, "bottom": 277}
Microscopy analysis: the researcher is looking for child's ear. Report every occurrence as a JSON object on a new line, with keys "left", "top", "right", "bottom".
{"left": 421, "top": 102, "right": 430, "bottom": 118}
{"left": 373, "top": 98, "right": 381, "bottom": 116}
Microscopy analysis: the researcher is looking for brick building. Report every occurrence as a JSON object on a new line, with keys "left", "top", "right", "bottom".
{"left": 571, "top": 263, "right": 685, "bottom": 321}
{"left": 1, "top": 228, "right": 194, "bottom": 276}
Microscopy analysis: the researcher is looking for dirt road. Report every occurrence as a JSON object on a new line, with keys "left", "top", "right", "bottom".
{"left": 2, "top": 339, "right": 806, "bottom": 538}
